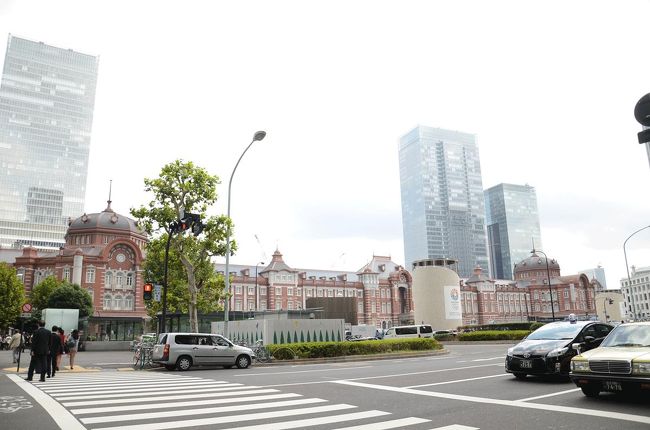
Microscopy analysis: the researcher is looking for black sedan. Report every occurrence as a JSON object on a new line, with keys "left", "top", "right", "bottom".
{"left": 505, "top": 320, "right": 613, "bottom": 379}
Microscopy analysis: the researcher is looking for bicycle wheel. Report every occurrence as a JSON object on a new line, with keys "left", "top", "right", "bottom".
{"left": 133, "top": 348, "right": 142, "bottom": 367}
{"left": 256, "top": 347, "right": 271, "bottom": 363}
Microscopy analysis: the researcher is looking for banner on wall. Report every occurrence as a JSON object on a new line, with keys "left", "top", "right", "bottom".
{"left": 444, "top": 285, "right": 463, "bottom": 320}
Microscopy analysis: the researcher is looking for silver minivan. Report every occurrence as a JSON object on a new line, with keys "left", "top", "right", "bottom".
{"left": 152, "top": 333, "right": 255, "bottom": 371}
{"left": 383, "top": 324, "right": 434, "bottom": 339}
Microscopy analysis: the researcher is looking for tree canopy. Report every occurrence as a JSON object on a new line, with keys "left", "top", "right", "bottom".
{"left": 131, "top": 160, "right": 231, "bottom": 332}
{"left": 0, "top": 263, "right": 25, "bottom": 330}
{"left": 47, "top": 282, "right": 93, "bottom": 318}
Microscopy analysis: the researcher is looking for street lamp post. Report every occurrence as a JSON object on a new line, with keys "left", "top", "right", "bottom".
{"left": 255, "top": 261, "right": 264, "bottom": 311}
{"left": 623, "top": 224, "right": 650, "bottom": 321}
{"left": 224, "top": 131, "right": 266, "bottom": 338}
{"left": 532, "top": 248, "right": 555, "bottom": 321}
{"left": 602, "top": 296, "right": 612, "bottom": 323}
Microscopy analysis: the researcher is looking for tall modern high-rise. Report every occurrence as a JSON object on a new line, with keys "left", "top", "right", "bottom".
{"left": 484, "top": 183, "right": 542, "bottom": 280}
{"left": 0, "top": 34, "right": 99, "bottom": 249}
{"left": 398, "top": 125, "right": 489, "bottom": 277}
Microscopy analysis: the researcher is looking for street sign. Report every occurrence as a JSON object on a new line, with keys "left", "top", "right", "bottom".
{"left": 22, "top": 303, "right": 32, "bottom": 313}
{"left": 20, "top": 312, "right": 32, "bottom": 318}
{"left": 153, "top": 284, "right": 162, "bottom": 302}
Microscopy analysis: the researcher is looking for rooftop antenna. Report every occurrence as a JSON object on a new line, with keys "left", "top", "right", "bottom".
{"left": 106, "top": 179, "right": 113, "bottom": 211}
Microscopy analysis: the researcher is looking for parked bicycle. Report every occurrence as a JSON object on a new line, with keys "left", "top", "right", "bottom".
{"left": 252, "top": 339, "right": 271, "bottom": 363}
{"left": 133, "top": 334, "right": 156, "bottom": 369}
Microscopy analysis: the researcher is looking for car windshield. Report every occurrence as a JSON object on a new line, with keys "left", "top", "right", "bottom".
{"left": 601, "top": 325, "right": 650, "bottom": 347}
{"left": 526, "top": 323, "right": 584, "bottom": 340}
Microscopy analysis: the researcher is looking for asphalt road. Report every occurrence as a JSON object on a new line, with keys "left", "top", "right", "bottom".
{"left": 2, "top": 343, "right": 649, "bottom": 429}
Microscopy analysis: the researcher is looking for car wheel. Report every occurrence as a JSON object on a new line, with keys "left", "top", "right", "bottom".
{"left": 164, "top": 364, "right": 176, "bottom": 371}
{"left": 176, "top": 356, "right": 192, "bottom": 371}
{"left": 580, "top": 385, "right": 600, "bottom": 397}
{"left": 513, "top": 372, "right": 527, "bottom": 380}
{"left": 236, "top": 354, "right": 251, "bottom": 369}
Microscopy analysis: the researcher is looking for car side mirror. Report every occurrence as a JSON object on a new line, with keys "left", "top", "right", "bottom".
{"left": 572, "top": 343, "right": 582, "bottom": 352}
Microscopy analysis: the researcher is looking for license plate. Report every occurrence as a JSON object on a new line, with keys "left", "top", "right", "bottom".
{"left": 603, "top": 381, "right": 622, "bottom": 391}
{"left": 520, "top": 360, "right": 532, "bottom": 369}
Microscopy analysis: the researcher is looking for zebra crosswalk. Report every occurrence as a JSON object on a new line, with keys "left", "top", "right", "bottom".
{"left": 12, "top": 372, "right": 479, "bottom": 430}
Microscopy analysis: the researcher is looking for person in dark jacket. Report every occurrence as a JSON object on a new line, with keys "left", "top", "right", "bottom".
{"left": 47, "top": 326, "right": 62, "bottom": 377}
{"left": 26, "top": 321, "right": 50, "bottom": 382}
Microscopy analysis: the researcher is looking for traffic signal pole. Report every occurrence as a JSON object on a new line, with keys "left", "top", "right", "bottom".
{"left": 160, "top": 230, "right": 173, "bottom": 334}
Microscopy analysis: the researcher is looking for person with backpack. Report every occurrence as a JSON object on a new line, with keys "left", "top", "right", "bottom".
{"left": 66, "top": 329, "right": 80, "bottom": 370}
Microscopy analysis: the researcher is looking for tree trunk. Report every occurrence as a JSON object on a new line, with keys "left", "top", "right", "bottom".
{"left": 180, "top": 255, "right": 199, "bottom": 333}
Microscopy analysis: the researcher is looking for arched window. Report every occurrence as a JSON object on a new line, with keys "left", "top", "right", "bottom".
{"left": 126, "top": 273, "right": 134, "bottom": 287}
{"left": 103, "top": 294, "right": 112, "bottom": 310}
{"left": 114, "top": 295, "right": 123, "bottom": 310}
{"left": 116, "top": 272, "right": 123, "bottom": 287}
{"left": 105, "top": 272, "right": 113, "bottom": 287}
{"left": 125, "top": 295, "right": 134, "bottom": 310}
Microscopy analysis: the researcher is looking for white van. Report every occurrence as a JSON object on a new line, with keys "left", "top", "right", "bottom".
{"left": 383, "top": 324, "right": 434, "bottom": 339}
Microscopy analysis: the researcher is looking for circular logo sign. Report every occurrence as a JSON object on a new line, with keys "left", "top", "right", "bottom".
{"left": 22, "top": 303, "right": 32, "bottom": 312}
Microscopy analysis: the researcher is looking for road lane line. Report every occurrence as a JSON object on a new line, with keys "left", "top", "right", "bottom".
{"left": 434, "top": 426, "right": 479, "bottom": 430}
{"left": 471, "top": 357, "right": 503, "bottom": 361}
{"left": 7, "top": 374, "right": 84, "bottom": 430}
{"left": 332, "top": 380, "right": 650, "bottom": 425}
{"left": 239, "top": 366, "right": 372, "bottom": 376}
{"left": 405, "top": 373, "right": 509, "bottom": 388}
{"left": 341, "top": 363, "right": 503, "bottom": 381}
{"left": 517, "top": 388, "right": 581, "bottom": 402}
{"left": 93, "top": 404, "right": 357, "bottom": 430}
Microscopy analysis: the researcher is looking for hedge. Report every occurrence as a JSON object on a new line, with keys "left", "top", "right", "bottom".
{"left": 268, "top": 338, "right": 442, "bottom": 360}
{"left": 456, "top": 330, "right": 530, "bottom": 341}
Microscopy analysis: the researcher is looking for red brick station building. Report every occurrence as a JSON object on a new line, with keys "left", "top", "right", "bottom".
{"left": 3, "top": 204, "right": 598, "bottom": 340}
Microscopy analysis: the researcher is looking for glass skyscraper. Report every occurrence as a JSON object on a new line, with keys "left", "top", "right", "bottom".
{"left": 0, "top": 34, "right": 99, "bottom": 249}
{"left": 399, "top": 126, "right": 489, "bottom": 277}
{"left": 484, "top": 183, "right": 542, "bottom": 280}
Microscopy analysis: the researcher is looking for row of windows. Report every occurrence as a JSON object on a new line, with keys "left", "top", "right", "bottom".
{"left": 232, "top": 285, "right": 400, "bottom": 300}
{"left": 102, "top": 294, "right": 134, "bottom": 311}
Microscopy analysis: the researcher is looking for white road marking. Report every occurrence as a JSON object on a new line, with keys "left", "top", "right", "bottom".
{"left": 7, "top": 374, "right": 84, "bottom": 430}
{"left": 239, "top": 365, "right": 372, "bottom": 376}
{"left": 61, "top": 387, "right": 268, "bottom": 407}
{"left": 54, "top": 384, "right": 258, "bottom": 401}
{"left": 333, "top": 380, "right": 650, "bottom": 425}
{"left": 40, "top": 379, "right": 220, "bottom": 393}
{"left": 72, "top": 392, "right": 300, "bottom": 414}
{"left": 433, "top": 426, "right": 479, "bottom": 430}
{"left": 80, "top": 398, "right": 327, "bottom": 424}
{"left": 92, "top": 404, "right": 358, "bottom": 430}
{"left": 342, "top": 363, "right": 503, "bottom": 381}
{"left": 471, "top": 357, "right": 503, "bottom": 362}
{"left": 405, "top": 373, "right": 509, "bottom": 388}
{"left": 517, "top": 388, "right": 581, "bottom": 402}
{"left": 334, "top": 417, "right": 431, "bottom": 429}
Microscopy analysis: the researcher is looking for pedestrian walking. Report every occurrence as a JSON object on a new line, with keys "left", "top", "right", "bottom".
{"left": 48, "top": 326, "right": 63, "bottom": 377}
{"left": 9, "top": 330, "right": 22, "bottom": 363}
{"left": 26, "top": 321, "right": 50, "bottom": 382}
{"left": 66, "top": 329, "right": 80, "bottom": 370}
{"left": 56, "top": 327, "right": 65, "bottom": 371}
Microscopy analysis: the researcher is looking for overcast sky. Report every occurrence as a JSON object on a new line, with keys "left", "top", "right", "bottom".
{"left": 2, "top": 0, "right": 649, "bottom": 288}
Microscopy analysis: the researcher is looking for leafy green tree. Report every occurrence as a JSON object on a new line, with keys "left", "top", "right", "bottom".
{"left": 131, "top": 160, "right": 230, "bottom": 332}
{"left": 0, "top": 263, "right": 25, "bottom": 330}
{"left": 47, "top": 282, "right": 93, "bottom": 318}
{"left": 30, "top": 275, "right": 61, "bottom": 319}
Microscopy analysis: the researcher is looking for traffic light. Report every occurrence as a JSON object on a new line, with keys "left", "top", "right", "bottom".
{"left": 169, "top": 213, "right": 204, "bottom": 236}
{"left": 143, "top": 283, "right": 153, "bottom": 301}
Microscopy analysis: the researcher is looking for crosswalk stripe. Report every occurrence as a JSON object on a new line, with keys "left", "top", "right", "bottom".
{"left": 35, "top": 376, "right": 209, "bottom": 387}
{"left": 80, "top": 398, "right": 328, "bottom": 424}
{"left": 334, "top": 417, "right": 431, "bottom": 429}
{"left": 41, "top": 380, "right": 222, "bottom": 393}
{"left": 61, "top": 387, "right": 265, "bottom": 407}
{"left": 47, "top": 382, "right": 237, "bottom": 397}
{"left": 433, "top": 425, "right": 480, "bottom": 430}
{"left": 212, "top": 410, "right": 394, "bottom": 430}
{"left": 93, "top": 404, "right": 358, "bottom": 430}
{"left": 71, "top": 392, "right": 301, "bottom": 414}
{"left": 55, "top": 384, "right": 260, "bottom": 401}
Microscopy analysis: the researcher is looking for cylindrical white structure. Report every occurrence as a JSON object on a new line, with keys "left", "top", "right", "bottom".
{"left": 72, "top": 252, "right": 83, "bottom": 285}
{"left": 412, "top": 259, "right": 462, "bottom": 330}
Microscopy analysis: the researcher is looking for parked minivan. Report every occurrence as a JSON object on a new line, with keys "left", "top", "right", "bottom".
{"left": 152, "top": 333, "right": 255, "bottom": 371}
{"left": 383, "top": 325, "right": 434, "bottom": 339}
